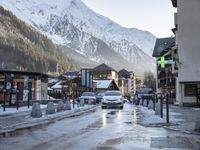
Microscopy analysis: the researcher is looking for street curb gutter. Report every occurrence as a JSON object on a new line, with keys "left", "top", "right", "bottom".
{"left": 164, "top": 126, "right": 200, "bottom": 135}
{"left": 0, "top": 106, "right": 97, "bottom": 137}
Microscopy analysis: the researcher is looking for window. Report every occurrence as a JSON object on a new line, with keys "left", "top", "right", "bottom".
{"left": 184, "top": 84, "right": 197, "bottom": 97}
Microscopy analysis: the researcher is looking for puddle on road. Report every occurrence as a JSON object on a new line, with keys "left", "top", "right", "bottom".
{"left": 104, "top": 137, "right": 123, "bottom": 145}
{"left": 107, "top": 111, "right": 118, "bottom": 115}
{"left": 91, "top": 146, "right": 118, "bottom": 150}
{"left": 124, "top": 121, "right": 133, "bottom": 125}
{"left": 92, "top": 137, "right": 123, "bottom": 150}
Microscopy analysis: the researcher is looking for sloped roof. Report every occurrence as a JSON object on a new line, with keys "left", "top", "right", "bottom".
{"left": 118, "top": 69, "right": 131, "bottom": 78}
{"left": 0, "top": 69, "right": 49, "bottom": 77}
{"left": 95, "top": 80, "right": 112, "bottom": 89}
{"left": 51, "top": 81, "right": 62, "bottom": 89}
{"left": 48, "top": 78, "right": 59, "bottom": 84}
{"left": 48, "top": 87, "right": 53, "bottom": 91}
{"left": 64, "top": 71, "right": 79, "bottom": 77}
{"left": 152, "top": 37, "right": 175, "bottom": 57}
{"left": 171, "top": 0, "right": 177, "bottom": 8}
{"left": 64, "top": 71, "right": 80, "bottom": 79}
{"left": 92, "top": 63, "right": 117, "bottom": 72}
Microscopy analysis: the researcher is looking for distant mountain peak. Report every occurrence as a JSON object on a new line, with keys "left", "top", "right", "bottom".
{"left": 0, "top": 0, "right": 156, "bottom": 75}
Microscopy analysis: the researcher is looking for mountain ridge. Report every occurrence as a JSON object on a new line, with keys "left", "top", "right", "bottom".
{"left": 0, "top": 0, "right": 156, "bottom": 75}
{"left": 0, "top": 6, "right": 79, "bottom": 74}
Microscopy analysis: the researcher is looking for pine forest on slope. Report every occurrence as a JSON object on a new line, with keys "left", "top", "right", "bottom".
{"left": 0, "top": 6, "right": 79, "bottom": 73}
{"left": 0, "top": 0, "right": 157, "bottom": 75}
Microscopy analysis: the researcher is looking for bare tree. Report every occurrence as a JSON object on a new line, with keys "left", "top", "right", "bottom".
{"left": 143, "top": 71, "right": 156, "bottom": 91}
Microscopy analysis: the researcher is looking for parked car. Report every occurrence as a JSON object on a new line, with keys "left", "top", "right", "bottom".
{"left": 96, "top": 92, "right": 105, "bottom": 103}
{"left": 134, "top": 88, "right": 154, "bottom": 105}
{"left": 101, "top": 90, "right": 124, "bottom": 109}
{"left": 79, "top": 92, "right": 96, "bottom": 104}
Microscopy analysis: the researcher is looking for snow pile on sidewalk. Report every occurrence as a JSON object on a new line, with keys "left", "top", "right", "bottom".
{"left": 0, "top": 104, "right": 97, "bottom": 135}
{"left": 139, "top": 106, "right": 184, "bottom": 126}
{"left": 0, "top": 105, "right": 47, "bottom": 116}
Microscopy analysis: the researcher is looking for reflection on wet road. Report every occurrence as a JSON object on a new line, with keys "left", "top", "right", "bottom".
{"left": 0, "top": 104, "right": 200, "bottom": 150}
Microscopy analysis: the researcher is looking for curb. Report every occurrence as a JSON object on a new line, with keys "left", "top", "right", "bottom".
{"left": 164, "top": 126, "right": 200, "bottom": 135}
{"left": 139, "top": 121, "right": 200, "bottom": 135}
{"left": 0, "top": 106, "right": 97, "bottom": 137}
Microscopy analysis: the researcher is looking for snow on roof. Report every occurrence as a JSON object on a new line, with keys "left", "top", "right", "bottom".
{"left": 51, "top": 81, "right": 62, "bottom": 89}
{"left": 48, "top": 78, "right": 59, "bottom": 84}
{"left": 48, "top": 87, "right": 53, "bottom": 91}
{"left": 153, "top": 37, "right": 175, "bottom": 57}
{"left": 95, "top": 80, "right": 112, "bottom": 89}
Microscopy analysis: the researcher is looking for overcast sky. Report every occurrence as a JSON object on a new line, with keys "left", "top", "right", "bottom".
{"left": 82, "top": 0, "right": 176, "bottom": 38}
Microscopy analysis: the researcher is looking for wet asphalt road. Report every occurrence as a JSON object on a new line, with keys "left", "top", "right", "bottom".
{"left": 0, "top": 103, "right": 200, "bottom": 150}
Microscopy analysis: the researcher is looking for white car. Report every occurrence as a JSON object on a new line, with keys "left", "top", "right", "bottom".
{"left": 79, "top": 92, "right": 96, "bottom": 104}
{"left": 101, "top": 90, "right": 124, "bottom": 109}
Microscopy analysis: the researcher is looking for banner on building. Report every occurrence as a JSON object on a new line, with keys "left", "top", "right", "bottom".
{"left": 23, "top": 75, "right": 29, "bottom": 101}
{"left": 36, "top": 80, "right": 41, "bottom": 100}
{"left": 81, "top": 69, "right": 86, "bottom": 86}
{"left": 86, "top": 70, "right": 90, "bottom": 88}
{"left": 81, "top": 69, "right": 93, "bottom": 89}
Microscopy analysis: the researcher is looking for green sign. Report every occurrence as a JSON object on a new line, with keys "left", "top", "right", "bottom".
{"left": 174, "top": 54, "right": 179, "bottom": 65}
{"left": 157, "top": 57, "right": 168, "bottom": 68}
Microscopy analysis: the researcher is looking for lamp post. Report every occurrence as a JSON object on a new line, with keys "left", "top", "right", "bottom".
{"left": 3, "top": 89, "right": 6, "bottom": 111}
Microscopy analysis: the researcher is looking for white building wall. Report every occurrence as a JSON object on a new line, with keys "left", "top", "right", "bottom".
{"left": 133, "top": 76, "right": 136, "bottom": 94}
{"left": 41, "top": 82, "right": 48, "bottom": 100}
{"left": 177, "top": 0, "right": 200, "bottom": 105}
{"left": 178, "top": 0, "right": 200, "bottom": 82}
{"left": 128, "top": 79, "right": 131, "bottom": 93}
{"left": 111, "top": 71, "right": 118, "bottom": 86}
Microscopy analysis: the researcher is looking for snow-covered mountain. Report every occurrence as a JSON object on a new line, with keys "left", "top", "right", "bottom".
{"left": 0, "top": 0, "right": 156, "bottom": 74}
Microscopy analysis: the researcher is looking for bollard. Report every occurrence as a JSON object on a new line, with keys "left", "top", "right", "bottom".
{"left": 153, "top": 94, "right": 157, "bottom": 111}
{"left": 16, "top": 91, "right": 19, "bottom": 110}
{"left": 46, "top": 102, "right": 56, "bottom": 114}
{"left": 155, "top": 99, "right": 161, "bottom": 115}
{"left": 160, "top": 94, "right": 163, "bottom": 118}
{"left": 77, "top": 102, "right": 79, "bottom": 108}
{"left": 28, "top": 96, "right": 30, "bottom": 109}
{"left": 57, "top": 101, "right": 64, "bottom": 112}
{"left": 148, "top": 100, "right": 154, "bottom": 110}
{"left": 166, "top": 94, "right": 169, "bottom": 123}
{"left": 3, "top": 92, "right": 6, "bottom": 111}
{"left": 31, "top": 103, "right": 42, "bottom": 118}
{"left": 143, "top": 99, "right": 147, "bottom": 107}
{"left": 64, "top": 100, "right": 71, "bottom": 110}
{"left": 73, "top": 99, "right": 75, "bottom": 109}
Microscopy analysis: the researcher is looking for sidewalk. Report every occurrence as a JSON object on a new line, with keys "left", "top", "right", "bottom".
{"left": 166, "top": 105, "right": 200, "bottom": 134}
{"left": 138, "top": 104, "right": 200, "bottom": 135}
{"left": 0, "top": 104, "right": 97, "bottom": 137}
